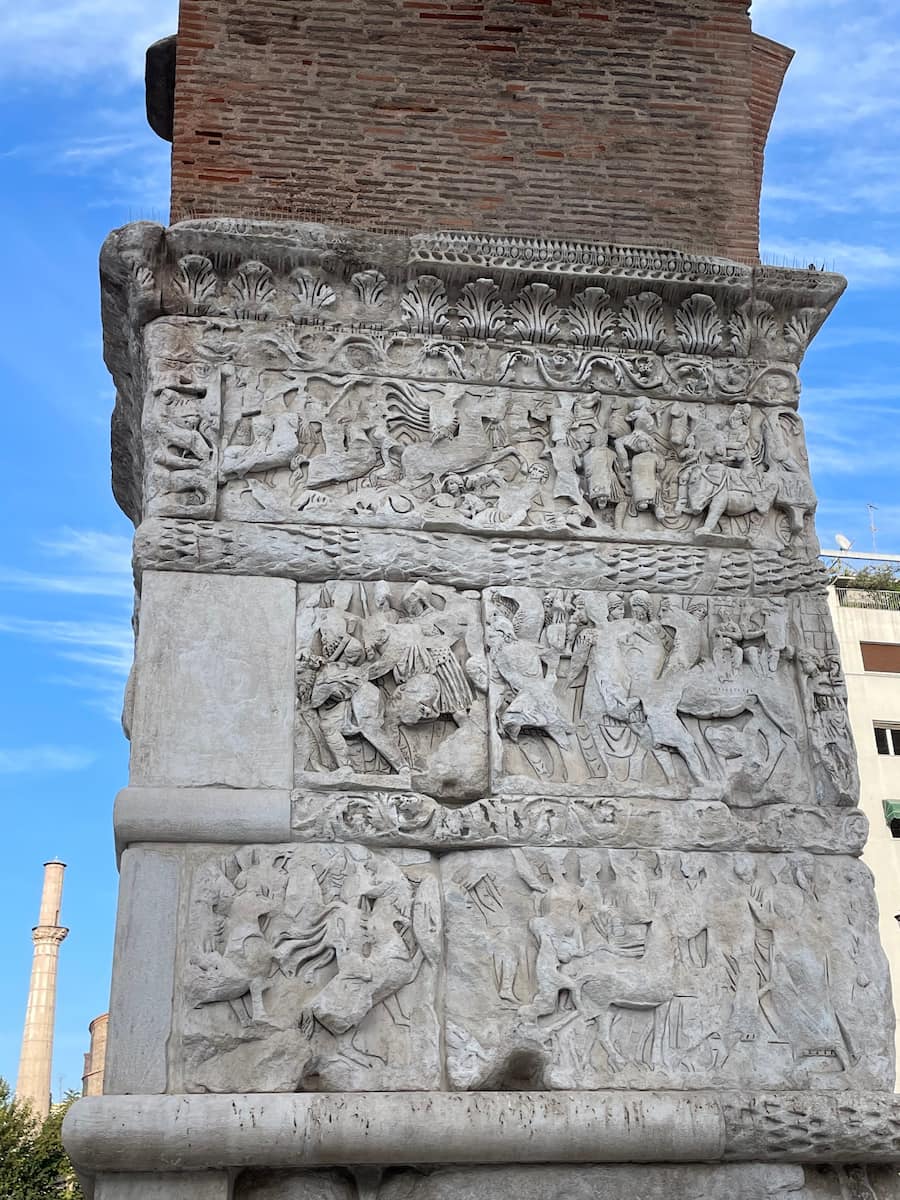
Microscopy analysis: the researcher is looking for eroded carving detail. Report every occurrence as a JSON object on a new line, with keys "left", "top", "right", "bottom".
{"left": 179, "top": 845, "right": 441, "bottom": 1094}
{"left": 485, "top": 587, "right": 821, "bottom": 804}
{"left": 443, "top": 848, "right": 891, "bottom": 1092}
{"left": 295, "top": 581, "right": 488, "bottom": 800}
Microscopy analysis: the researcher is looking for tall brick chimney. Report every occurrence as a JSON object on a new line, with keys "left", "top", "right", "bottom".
{"left": 152, "top": 0, "right": 792, "bottom": 262}
{"left": 16, "top": 860, "right": 68, "bottom": 1120}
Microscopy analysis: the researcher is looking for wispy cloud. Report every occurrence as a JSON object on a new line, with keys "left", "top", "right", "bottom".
{"left": 0, "top": 746, "right": 95, "bottom": 774}
{"left": 0, "top": 529, "right": 132, "bottom": 598}
{"left": 761, "top": 238, "right": 900, "bottom": 287}
{"left": 0, "top": 529, "right": 134, "bottom": 721}
{"left": 0, "top": 2, "right": 179, "bottom": 82}
{"left": 0, "top": 615, "right": 133, "bottom": 674}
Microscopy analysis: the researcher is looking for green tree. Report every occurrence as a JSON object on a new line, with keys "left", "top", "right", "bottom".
{"left": 0, "top": 1079, "right": 83, "bottom": 1200}
{"left": 832, "top": 563, "right": 900, "bottom": 592}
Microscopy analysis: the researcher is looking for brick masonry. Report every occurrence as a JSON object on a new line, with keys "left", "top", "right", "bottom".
{"left": 169, "top": 0, "right": 791, "bottom": 261}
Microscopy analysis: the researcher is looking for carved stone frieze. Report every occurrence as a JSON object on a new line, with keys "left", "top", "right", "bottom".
{"left": 484, "top": 586, "right": 854, "bottom": 807}
{"left": 170, "top": 844, "right": 891, "bottom": 1097}
{"left": 103, "top": 221, "right": 844, "bottom": 369}
{"left": 290, "top": 792, "right": 869, "bottom": 856}
{"left": 295, "top": 581, "right": 488, "bottom": 801}
{"left": 137, "top": 318, "right": 816, "bottom": 553}
{"left": 174, "top": 844, "right": 441, "bottom": 1094}
{"left": 442, "top": 848, "right": 892, "bottom": 1093}
{"left": 234, "top": 1163, "right": 899, "bottom": 1200}
{"left": 134, "top": 518, "right": 831, "bottom": 596}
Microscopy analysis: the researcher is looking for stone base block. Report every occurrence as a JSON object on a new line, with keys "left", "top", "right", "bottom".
{"left": 94, "top": 1172, "right": 230, "bottom": 1199}
{"left": 88, "top": 1164, "right": 900, "bottom": 1200}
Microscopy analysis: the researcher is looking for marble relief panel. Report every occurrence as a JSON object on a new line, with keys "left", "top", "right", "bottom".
{"left": 173, "top": 844, "right": 441, "bottom": 1095}
{"left": 290, "top": 582, "right": 855, "bottom": 811}
{"left": 442, "top": 848, "right": 892, "bottom": 1093}
{"left": 140, "top": 319, "right": 817, "bottom": 552}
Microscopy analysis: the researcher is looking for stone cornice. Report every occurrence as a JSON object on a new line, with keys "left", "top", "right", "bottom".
{"left": 63, "top": 1090, "right": 900, "bottom": 1176}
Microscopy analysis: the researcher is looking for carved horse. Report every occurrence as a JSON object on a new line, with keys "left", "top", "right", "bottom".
{"left": 679, "top": 462, "right": 778, "bottom": 536}
{"left": 400, "top": 391, "right": 522, "bottom": 493}
{"left": 578, "top": 913, "right": 678, "bottom": 1073}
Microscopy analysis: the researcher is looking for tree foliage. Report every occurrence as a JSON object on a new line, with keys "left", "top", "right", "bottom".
{"left": 0, "top": 1079, "right": 82, "bottom": 1200}
{"left": 833, "top": 563, "right": 900, "bottom": 593}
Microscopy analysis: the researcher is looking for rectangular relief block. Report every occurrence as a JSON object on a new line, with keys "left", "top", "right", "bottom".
{"left": 130, "top": 571, "right": 296, "bottom": 788}
{"left": 295, "top": 580, "right": 488, "bottom": 801}
{"left": 485, "top": 586, "right": 855, "bottom": 806}
{"left": 171, "top": 844, "right": 442, "bottom": 1094}
{"left": 140, "top": 317, "right": 815, "bottom": 554}
{"left": 441, "top": 848, "right": 893, "bottom": 1093}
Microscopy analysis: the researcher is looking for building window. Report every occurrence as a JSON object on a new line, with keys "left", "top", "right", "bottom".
{"left": 875, "top": 725, "right": 900, "bottom": 756}
{"left": 885, "top": 801, "right": 900, "bottom": 838}
{"left": 861, "top": 642, "right": 900, "bottom": 673}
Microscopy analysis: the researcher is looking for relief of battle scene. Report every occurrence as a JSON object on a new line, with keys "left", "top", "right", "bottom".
{"left": 485, "top": 587, "right": 856, "bottom": 807}
{"left": 175, "top": 845, "right": 441, "bottom": 1094}
{"left": 443, "top": 848, "right": 892, "bottom": 1093}
{"left": 141, "top": 320, "right": 815, "bottom": 552}
{"left": 295, "top": 581, "right": 489, "bottom": 801}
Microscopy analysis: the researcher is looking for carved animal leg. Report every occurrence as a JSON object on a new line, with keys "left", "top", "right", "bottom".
{"left": 699, "top": 492, "right": 728, "bottom": 534}
{"left": 383, "top": 992, "right": 411, "bottom": 1028}
{"left": 248, "top": 977, "right": 270, "bottom": 1024}
{"left": 592, "top": 1007, "right": 627, "bottom": 1074}
{"left": 359, "top": 721, "right": 408, "bottom": 773}
{"left": 650, "top": 715, "right": 708, "bottom": 784}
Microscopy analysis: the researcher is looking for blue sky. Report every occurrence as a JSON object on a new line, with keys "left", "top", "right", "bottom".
{"left": 0, "top": 0, "right": 898, "bottom": 1097}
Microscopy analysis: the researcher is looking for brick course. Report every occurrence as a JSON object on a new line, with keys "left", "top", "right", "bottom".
{"left": 169, "top": 0, "right": 790, "bottom": 260}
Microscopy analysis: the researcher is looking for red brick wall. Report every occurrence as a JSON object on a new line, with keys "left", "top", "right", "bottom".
{"left": 170, "top": 0, "right": 788, "bottom": 261}
{"left": 750, "top": 33, "right": 794, "bottom": 218}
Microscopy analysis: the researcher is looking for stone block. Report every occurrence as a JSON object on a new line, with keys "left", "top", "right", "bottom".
{"left": 105, "top": 847, "right": 181, "bottom": 1095}
{"left": 129, "top": 571, "right": 296, "bottom": 789}
{"left": 170, "top": 844, "right": 442, "bottom": 1094}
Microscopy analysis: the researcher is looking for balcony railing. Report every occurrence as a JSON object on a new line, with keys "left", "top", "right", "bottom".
{"left": 835, "top": 587, "right": 900, "bottom": 611}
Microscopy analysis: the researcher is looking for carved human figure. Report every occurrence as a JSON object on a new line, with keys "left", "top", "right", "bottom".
{"left": 149, "top": 383, "right": 216, "bottom": 509}
{"left": 797, "top": 650, "right": 858, "bottom": 802}
{"left": 513, "top": 850, "right": 587, "bottom": 1023}
{"left": 581, "top": 428, "right": 627, "bottom": 528}
{"left": 675, "top": 410, "right": 775, "bottom": 537}
{"left": 614, "top": 398, "right": 664, "bottom": 519}
{"left": 186, "top": 853, "right": 289, "bottom": 1026}
{"left": 488, "top": 611, "right": 572, "bottom": 752}
{"left": 276, "top": 849, "right": 438, "bottom": 1051}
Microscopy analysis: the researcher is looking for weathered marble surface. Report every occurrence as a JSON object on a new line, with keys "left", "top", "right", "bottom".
{"left": 234, "top": 1164, "right": 900, "bottom": 1200}
{"left": 443, "top": 848, "right": 892, "bottom": 1092}
{"left": 140, "top": 315, "right": 817, "bottom": 554}
{"left": 173, "top": 845, "right": 441, "bottom": 1094}
{"left": 64, "top": 220, "right": 900, "bottom": 1194}
{"left": 130, "top": 571, "right": 296, "bottom": 789}
{"left": 134, "top": 516, "right": 832, "bottom": 595}
{"left": 290, "top": 790, "right": 868, "bottom": 856}
{"left": 65, "top": 1090, "right": 900, "bottom": 1169}
{"left": 157, "top": 843, "right": 893, "bottom": 1095}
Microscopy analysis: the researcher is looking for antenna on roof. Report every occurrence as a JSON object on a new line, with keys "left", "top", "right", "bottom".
{"left": 867, "top": 504, "right": 879, "bottom": 552}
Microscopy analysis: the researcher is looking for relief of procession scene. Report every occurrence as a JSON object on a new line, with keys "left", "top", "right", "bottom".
{"left": 295, "top": 580, "right": 489, "bottom": 801}
{"left": 485, "top": 587, "right": 857, "bottom": 807}
{"left": 174, "top": 844, "right": 442, "bottom": 1095}
{"left": 293, "top": 579, "right": 856, "bottom": 810}
{"left": 141, "top": 326, "right": 816, "bottom": 552}
{"left": 443, "top": 847, "right": 893, "bottom": 1093}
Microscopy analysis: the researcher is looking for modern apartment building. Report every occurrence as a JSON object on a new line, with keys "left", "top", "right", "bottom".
{"left": 828, "top": 581, "right": 900, "bottom": 1071}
